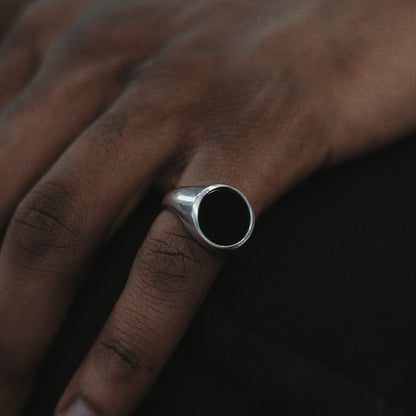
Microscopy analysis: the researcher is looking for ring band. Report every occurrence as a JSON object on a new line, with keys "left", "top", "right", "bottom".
{"left": 163, "top": 184, "right": 255, "bottom": 251}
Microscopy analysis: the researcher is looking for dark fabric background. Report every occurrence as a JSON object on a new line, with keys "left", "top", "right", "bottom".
{"left": 24, "top": 133, "right": 416, "bottom": 415}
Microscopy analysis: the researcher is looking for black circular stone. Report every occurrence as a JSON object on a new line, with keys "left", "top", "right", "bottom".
{"left": 198, "top": 187, "right": 251, "bottom": 246}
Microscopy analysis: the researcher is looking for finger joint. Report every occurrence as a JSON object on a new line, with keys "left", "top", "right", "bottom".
{"left": 7, "top": 182, "right": 85, "bottom": 264}
{"left": 94, "top": 327, "right": 152, "bottom": 383}
{"left": 139, "top": 226, "right": 208, "bottom": 295}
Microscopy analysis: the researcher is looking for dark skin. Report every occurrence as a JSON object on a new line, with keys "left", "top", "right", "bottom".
{"left": 0, "top": 0, "right": 415, "bottom": 414}
{"left": 0, "top": 0, "right": 30, "bottom": 38}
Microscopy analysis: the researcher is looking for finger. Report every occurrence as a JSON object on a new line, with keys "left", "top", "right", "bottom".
{"left": 56, "top": 209, "right": 225, "bottom": 416}
{"left": 0, "top": 18, "right": 39, "bottom": 111}
{"left": 0, "top": 0, "right": 181, "bottom": 230}
{"left": 0, "top": 0, "right": 29, "bottom": 37}
{"left": 0, "top": 78, "right": 182, "bottom": 412}
{"left": 53, "top": 66, "right": 333, "bottom": 414}
{"left": 53, "top": 149, "right": 268, "bottom": 416}
{"left": 0, "top": 0, "right": 153, "bottom": 230}
{"left": 0, "top": 0, "right": 90, "bottom": 111}
{"left": 0, "top": 57, "right": 122, "bottom": 230}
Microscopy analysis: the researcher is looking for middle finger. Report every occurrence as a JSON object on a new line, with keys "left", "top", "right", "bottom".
{"left": 0, "top": 0, "right": 179, "bottom": 230}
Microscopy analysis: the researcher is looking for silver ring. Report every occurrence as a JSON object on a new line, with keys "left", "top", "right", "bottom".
{"left": 163, "top": 184, "right": 255, "bottom": 252}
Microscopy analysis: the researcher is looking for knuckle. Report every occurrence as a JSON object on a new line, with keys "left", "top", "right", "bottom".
{"left": 7, "top": 181, "right": 84, "bottom": 262}
{"left": 139, "top": 224, "right": 208, "bottom": 292}
{"left": 95, "top": 327, "right": 153, "bottom": 382}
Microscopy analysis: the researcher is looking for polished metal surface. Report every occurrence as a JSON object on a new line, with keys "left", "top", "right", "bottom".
{"left": 163, "top": 184, "right": 255, "bottom": 251}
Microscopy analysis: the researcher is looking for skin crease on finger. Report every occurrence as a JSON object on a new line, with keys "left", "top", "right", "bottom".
{"left": 0, "top": 0, "right": 414, "bottom": 415}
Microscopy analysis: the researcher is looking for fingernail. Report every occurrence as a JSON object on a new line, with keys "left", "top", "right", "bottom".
{"left": 59, "top": 399, "right": 97, "bottom": 416}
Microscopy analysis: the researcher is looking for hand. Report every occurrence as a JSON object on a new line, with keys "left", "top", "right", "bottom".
{"left": 0, "top": 0, "right": 30, "bottom": 38}
{"left": 0, "top": 0, "right": 415, "bottom": 414}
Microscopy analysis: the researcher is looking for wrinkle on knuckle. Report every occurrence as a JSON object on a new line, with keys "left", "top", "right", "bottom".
{"left": 95, "top": 329, "right": 151, "bottom": 382}
{"left": 7, "top": 181, "right": 84, "bottom": 262}
{"left": 139, "top": 228, "right": 206, "bottom": 293}
{"left": 143, "top": 231, "right": 203, "bottom": 281}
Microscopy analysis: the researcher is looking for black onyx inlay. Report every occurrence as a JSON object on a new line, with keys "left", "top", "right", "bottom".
{"left": 198, "top": 187, "right": 251, "bottom": 246}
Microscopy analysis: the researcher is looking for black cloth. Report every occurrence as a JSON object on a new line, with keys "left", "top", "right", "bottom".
{"left": 25, "top": 133, "right": 416, "bottom": 415}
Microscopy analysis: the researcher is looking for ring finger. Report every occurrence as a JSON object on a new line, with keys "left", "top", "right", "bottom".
{"left": 54, "top": 153, "right": 263, "bottom": 415}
